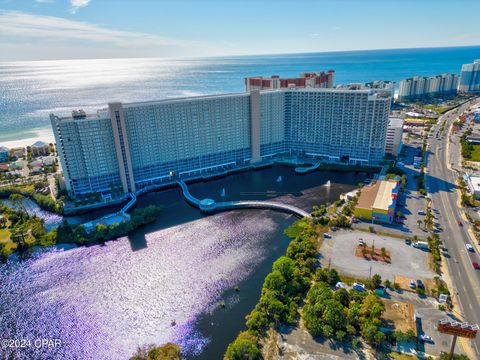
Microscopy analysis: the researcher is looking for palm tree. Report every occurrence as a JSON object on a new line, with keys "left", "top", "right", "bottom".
{"left": 417, "top": 219, "right": 423, "bottom": 228}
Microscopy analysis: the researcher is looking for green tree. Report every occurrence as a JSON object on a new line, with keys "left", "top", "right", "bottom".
{"left": 130, "top": 342, "right": 181, "bottom": 360}
{"left": 334, "top": 288, "right": 350, "bottom": 307}
{"left": 224, "top": 332, "right": 261, "bottom": 360}
{"left": 367, "top": 274, "right": 382, "bottom": 290}
{"left": 8, "top": 193, "right": 26, "bottom": 213}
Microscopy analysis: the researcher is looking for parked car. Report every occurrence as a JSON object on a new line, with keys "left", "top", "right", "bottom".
{"left": 358, "top": 239, "right": 364, "bottom": 245}
{"left": 405, "top": 238, "right": 412, "bottom": 245}
{"left": 457, "top": 220, "right": 463, "bottom": 226}
{"left": 473, "top": 262, "right": 480, "bottom": 270}
{"left": 418, "top": 210, "right": 426, "bottom": 215}
{"left": 417, "top": 279, "right": 424, "bottom": 289}
{"left": 324, "top": 233, "right": 332, "bottom": 239}
{"left": 466, "top": 244, "right": 474, "bottom": 252}
{"left": 353, "top": 282, "right": 366, "bottom": 292}
{"left": 409, "top": 280, "right": 416, "bottom": 289}
{"left": 420, "top": 334, "right": 434, "bottom": 343}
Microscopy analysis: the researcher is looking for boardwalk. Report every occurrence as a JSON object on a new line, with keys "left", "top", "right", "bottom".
{"left": 177, "top": 180, "right": 311, "bottom": 218}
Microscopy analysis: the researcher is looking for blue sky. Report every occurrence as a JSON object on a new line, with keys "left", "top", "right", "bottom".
{"left": 0, "top": 0, "right": 479, "bottom": 61}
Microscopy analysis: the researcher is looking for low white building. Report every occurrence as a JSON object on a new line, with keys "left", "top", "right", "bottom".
{"left": 385, "top": 117, "right": 404, "bottom": 157}
{"left": 465, "top": 174, "right": 480, "bottom": 199}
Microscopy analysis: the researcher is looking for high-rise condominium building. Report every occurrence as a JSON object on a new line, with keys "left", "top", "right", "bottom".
{"left": 51, "top": 89, "right": 391, "bottom": 199}
{"left": 245, "top": 71, "right": 334, "bottom": 91}
{"left": 458, "top": 60, "right": 480, "bottom": 93}
{"left": 398, "top": 74, "right": 459, "bottom": 100}
{"left": 384, "top": 117, "right": 404, "bottom": 157}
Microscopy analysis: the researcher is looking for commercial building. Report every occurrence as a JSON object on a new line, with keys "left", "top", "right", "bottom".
{"left": 51, "top": 89, "right": 391, "bottom": 199}
{"left": 0, "top": 146, "right": 8, "bottom": 163}
{"left": 458, "top": 60, "right": 480, "bottom": 93}
{"left": 385, "top": 117, "right": 404, "bottom": 157}
{"left": 398, "top": 74, "right": 459, "bottom": 100}
{"left": 465, "top": 174, "right": 480, "bottom": 199}
{"left": 245, "top": 71, "right": 334, "bottom": 91}
{"left": 354, "top": 179, "right": 400, "bottom": 223}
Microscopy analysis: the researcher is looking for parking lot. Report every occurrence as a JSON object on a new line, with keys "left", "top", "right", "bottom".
{"left": 320, "top": 230, "right": 435, "bottom": 282}
{"left": 396, "top": 142, "right": 430, "bottom": 236}
{"left": 386, "top": 290, "right": 469, "bottom": 357}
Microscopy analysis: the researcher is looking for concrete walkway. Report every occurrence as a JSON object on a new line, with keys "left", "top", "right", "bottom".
{"left": 177, "top": 180, "right": 311, "bottom": 218}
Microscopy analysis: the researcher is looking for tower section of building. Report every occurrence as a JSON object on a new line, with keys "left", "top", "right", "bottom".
{"left": 459, "top": 60, "right": 480, "bottom": 93}
{"left": 284, "top": 90, "right": 390, "bottom": 164}
{"left": 50, "top": 111, "right": 122, "bottom": 197}
{"left": 52, "top": 89, "right": 391, "bottom": 199}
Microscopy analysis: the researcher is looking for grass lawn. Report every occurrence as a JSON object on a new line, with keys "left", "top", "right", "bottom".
{"left": 389, "top": 353, "right": 419, "bottom": 360}
{"left": 467, "top": 144, "right": 480, "bottom": 162}
{"left": 0, "top": 225, "right": 17, "bottom": 255}
{"left": 0, "top": 227, "right": 11, "bottom": 242}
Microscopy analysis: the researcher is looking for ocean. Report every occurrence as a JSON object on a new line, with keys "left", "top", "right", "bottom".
{"left": 0, "top": 45, "right": 479, "bottom": 145}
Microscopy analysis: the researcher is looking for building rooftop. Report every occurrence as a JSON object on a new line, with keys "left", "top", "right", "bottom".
{"left": 373, "top": 181, "right": 397, "bottom": 211}
{"left": 51, "top": 88, "right": 391, "bottom": 120}
{"left": 388, "top": 117, "right": 404, "bottom": 128}
{"left": 31, "top": 141, "right": 48, "bottom": 148}
{"left": 357, "top": 180, "right": 397, "bottom": 212}
{"left": 466, "top": 174, "right": 480, "bottom": 192}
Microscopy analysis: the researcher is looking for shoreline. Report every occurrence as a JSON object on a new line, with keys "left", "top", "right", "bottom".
{"left": 0, "top": 127, "right": 55, "bottom": 149}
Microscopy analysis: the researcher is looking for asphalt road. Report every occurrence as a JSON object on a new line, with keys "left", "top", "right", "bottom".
{"left": 424, "top": 98, "right": 480, "bottom": 356}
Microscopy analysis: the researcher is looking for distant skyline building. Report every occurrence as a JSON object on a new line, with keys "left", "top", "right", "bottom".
{"left": 245, "top": 71, "right": 334, "bottom": 91}
{"left": 458, "top": 60, "right": 480, "bottom": 93}
{"left": 51, "top": 88, "right": 391, "bottom": 199}
{"left": 398, "top": 73, "right": 459, "bottom": 100}
{"left": 336, "top": 80, "right": 395, "bottom": 92}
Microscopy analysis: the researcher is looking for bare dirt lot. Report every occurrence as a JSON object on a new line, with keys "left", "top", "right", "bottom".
{"left": 381, "top": 299, "right": 416, "bottom": 334}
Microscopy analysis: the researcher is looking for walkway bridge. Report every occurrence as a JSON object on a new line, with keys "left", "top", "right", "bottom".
{"left": 177, "top": 180, "right": 311, "bottom": 219}
{"left": 121, "top": 193, "right": 137, "bottom": 213}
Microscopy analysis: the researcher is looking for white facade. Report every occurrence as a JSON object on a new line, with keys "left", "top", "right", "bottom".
{"left": 459, "top": 60, "right": 480, "bottom": 93}
{"left": 465, "top": 174, "right": 480, "bottom": 199}
{"left": 51, "top": 89, "right": 391, "bottom": 198}
{"left": 385, "top": 117, "right": 404, "bottom": 156}
{"left": 398, "top": 74, "right": 459, "bottom": 100}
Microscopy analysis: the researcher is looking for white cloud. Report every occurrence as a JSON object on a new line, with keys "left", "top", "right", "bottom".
{"left": 70, "top": 0, "right": 91, "bottom": 13}
{"left": 0, "top": 10, "right": 184, "bottom": 48}
{"left": 0, "top": 10, "right": 220, "bottom": 60}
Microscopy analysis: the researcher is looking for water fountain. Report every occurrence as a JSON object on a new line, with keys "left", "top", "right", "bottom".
{"left": 326, "top": 180, "right": 331, "bottom": 187}
{"left": 276, "top": 176, "right": 282, "bottom": 183}
{"left": 220, "top": 188, "right": 226, "bottom": 197}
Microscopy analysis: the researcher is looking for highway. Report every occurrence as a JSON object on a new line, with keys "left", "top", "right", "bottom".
{"left": 424, "top": 98, "right": 480, "bottom": 356}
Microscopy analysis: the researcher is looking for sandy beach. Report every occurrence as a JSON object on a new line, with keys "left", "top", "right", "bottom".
{"left": 0, "top": 128, "right": 55, "bottom": 149}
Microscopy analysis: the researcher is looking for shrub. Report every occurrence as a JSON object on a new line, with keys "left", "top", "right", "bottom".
{"left": 130, "top": 343, "right": 181, "bottom": 360}
{"left": 224, "top": 332, "right": 261, "bottom": 360}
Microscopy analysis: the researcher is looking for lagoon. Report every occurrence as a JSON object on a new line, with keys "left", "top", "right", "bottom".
{"left": 0, "top": 166, "right": 367, "bottom": 359}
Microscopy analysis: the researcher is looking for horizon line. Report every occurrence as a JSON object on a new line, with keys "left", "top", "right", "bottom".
{"left": 2, "top": 43, "right": 480, "bottom": 64}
